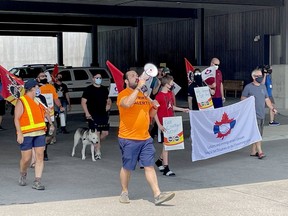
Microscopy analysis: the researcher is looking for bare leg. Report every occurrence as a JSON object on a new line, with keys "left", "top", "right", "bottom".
{"left": 144, "top": 166, "right": 161, "bottom": 197}
{"left": 250, "top": 143, "right": 257, "bottom": 155}
{"left": 120, "top": 167, "right": 131, "bottom": 193}
{"left": 34, "top": 146, "right": 45, "bottom": 178}
{"left": 20, "top": 149, "right": 32, "bottom": 175}
{"left": 255, "top": 141, "right": 263, "bottom": 154}
{"left": 162, "top": 146, "right": 169, "bottom": 166}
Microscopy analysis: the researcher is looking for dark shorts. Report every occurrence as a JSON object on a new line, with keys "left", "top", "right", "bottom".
{"left": 118, "top": 137, "right": 155, "bottom": 171}
{"left": 257, "top": 118, "right": 264, "bottom": 136}
{"left": 89, "top": 115, "right": 110, "bottom": 132}
{"left": 20, "top": 135, "right": 46, "bottom": 151}
{"left": 212, "top": 97, "right": 223, "bottom": 108}
{"left": 0, "top": 100, "right": 5, "bottom": 116}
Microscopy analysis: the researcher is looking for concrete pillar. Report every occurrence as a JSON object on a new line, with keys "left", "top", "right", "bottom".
{"left": 280, "top": 0, "right": 288, "bottom": 64}
{"left": 57, "top": 32, "right": 63, "bottom": 66}
{"left": 135, "top": 18, "right": 144, "bottom": 66}
{"left": 91, "top": 25, "right": 99, "bottom": 67}
{"left": 271, "top": 64, "right": 288, "bottom": 109}
{"left": 195, "top": 8, "right": 204, "bottom": 65}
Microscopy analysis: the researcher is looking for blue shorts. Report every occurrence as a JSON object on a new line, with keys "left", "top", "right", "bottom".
{"left": 19, "top": 135, "right": 46, "bottom": 151}
{"left": 212, "top": 97, "right": 223, "bottom": 108}
{"left": 118, "top": 138, "right": 155, "bottom": 171}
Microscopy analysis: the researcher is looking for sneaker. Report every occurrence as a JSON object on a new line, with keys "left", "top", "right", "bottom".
{"left": 61, "top": 127, "right": 69, "bottom": 134}
{"left": 44, "top": 156, "right": 49, "bottom": 161}
{"left": 269, "top": 121, "right": 280, "bottom": 126}
{"left": 154, "top": 192, "right": 175, "bottom": 205}
{"left": 19, "top": 175, "right": 27, "bottom": 186}
{"left": 119, "top": 192, "right": 130, "bottom": 204}
{"left": 0, "top": 125, "right": 5, "bottom": 131}
{"left": 155, "top": 159, "right": 164, "bottom": 172}
{"left": 32, "top": 181, "right": 45, "bottom": 190}
{"left": 163, "top": 166, "right": 176, "bottom": 176}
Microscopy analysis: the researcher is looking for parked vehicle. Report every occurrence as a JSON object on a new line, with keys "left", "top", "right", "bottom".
{"left": 10, "top": 65, "right": 112, "bottom": 104}
{"left": 9, "top": 64, "right": 55, "bottom": 79}
{"left": 45, "top": 66, "right": 112, "bottom": 103}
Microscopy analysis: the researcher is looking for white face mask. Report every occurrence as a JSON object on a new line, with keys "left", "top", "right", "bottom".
{"left": 214, "top": 65, "right": 219, "bottom": 70}
{"left": 35, "top": 87, "right": 41, "bottom": 96}
{"left": 95, "top": 78, "right": 102, "bottom": 85}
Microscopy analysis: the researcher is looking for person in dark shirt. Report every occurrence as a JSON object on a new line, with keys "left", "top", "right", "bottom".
{"left": 54, "top": 73, "right": 71, "bottom": 134}
{"left": 81, "top": 71, "right": 112, "bottom": 160}
{"left": 188, "top": 68, "right": 205, "bottom": 110}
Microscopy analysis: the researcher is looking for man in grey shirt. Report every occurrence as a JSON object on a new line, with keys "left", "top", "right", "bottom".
{"left": 241, "top": 68, "right": 277, "bottom": 159}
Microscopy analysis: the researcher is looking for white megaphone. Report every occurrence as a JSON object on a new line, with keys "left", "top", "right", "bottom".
{"left": 140, "top": 63, "right": 158, "bottom": 80}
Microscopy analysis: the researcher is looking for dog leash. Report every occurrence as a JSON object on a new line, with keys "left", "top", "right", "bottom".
{"left": 277, "top": 112, "right": 288, "bottom": 118}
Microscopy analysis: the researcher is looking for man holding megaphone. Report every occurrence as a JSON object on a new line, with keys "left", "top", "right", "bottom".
{"left": 116, "top": 70, "right": 175, "bottom": 205}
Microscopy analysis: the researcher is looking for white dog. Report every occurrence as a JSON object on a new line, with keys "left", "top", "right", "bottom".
{"left": 72, "top": 128, "right": 99, "bottom": 161}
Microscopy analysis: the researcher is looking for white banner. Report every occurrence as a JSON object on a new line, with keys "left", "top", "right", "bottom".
{"left": 189, "top": 96, "right": 261, "bottom": 162}
{"left": 163, "top": 116, "right": 185, "bottom": 151}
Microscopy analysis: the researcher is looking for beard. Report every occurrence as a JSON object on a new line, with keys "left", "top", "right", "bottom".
{"left": 128, "top": 80, "right": 138, "bottom": 89}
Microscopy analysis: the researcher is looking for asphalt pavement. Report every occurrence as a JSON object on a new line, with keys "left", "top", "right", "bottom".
{"left": 1, "top": 98, "right": 288, "bottom": 216}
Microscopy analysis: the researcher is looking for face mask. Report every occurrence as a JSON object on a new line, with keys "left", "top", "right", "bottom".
{"left": 95, "top": 78, "right": 102, "bottom": 85}
{"left": 169, "top": 84, "right": 175, "bottom": 91}
{"left": 255, "top": 77, "right": 263, "bottom": 83}
{"left": 35, "top": 87, "right": 41, "bottom": 97}
{"left": 194, "top": 76, "right": 202, "bottom": 85}
{"left": 57, "top": 77, "right": 62, "bottom": 82}
{"left": 214, "top": 65, "right": 219, "bottom": 70}
{"left": 39, "top": 79, "right": 48, "bottom": 84}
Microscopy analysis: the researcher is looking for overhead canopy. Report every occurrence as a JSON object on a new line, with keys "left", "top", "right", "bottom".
{"left": 0, "top": 0, "right": 283, "bottom": 36}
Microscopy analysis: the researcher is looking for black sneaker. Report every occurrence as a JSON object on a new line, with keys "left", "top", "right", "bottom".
{"left": 155, "top": 159, "right": 164, "bottom": 172}
{"left": 0, "top": 125, "right": 5, "bottom": 131}
{"left": 269, "top": 121, "right": 280, "bottom": 126}
{"left": 163, "top": 166, "right": 176, "bottom": 176}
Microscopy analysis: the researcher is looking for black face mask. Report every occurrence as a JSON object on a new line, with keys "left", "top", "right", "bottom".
{"left": 194, "top": 76, "right": 202, "bottom": 85}
{"left": 169, "top": 84, "right": 175, "bottom": 91}
{"left": 57, "top": 78, "right": 62, "bottom": 82}
{"left": 39, "top": 79, "right": 48, "bottom": 84}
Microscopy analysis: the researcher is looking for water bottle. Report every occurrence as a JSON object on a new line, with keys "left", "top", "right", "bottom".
{"left": 48, "top": 124, "right": 54, "bottom": 135}
{"left": 59, "top": 111, "right": 66, "bottom": 127}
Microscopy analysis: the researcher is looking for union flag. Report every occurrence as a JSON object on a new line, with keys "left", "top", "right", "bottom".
{"left": 0, "top": 65, "right": 25, "bottom": 105}
{"left": 184, "top": 58, "right": 195, "bottom": 85}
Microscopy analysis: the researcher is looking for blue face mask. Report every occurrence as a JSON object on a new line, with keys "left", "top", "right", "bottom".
{"left": 95, "top": 78, "right": 102, "bottom": 85}
{"left": 35, "top": 87, "right": 41, "bottom": 96}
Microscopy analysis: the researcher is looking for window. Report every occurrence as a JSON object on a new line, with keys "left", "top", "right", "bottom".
{"left": 59, "top": 70, "right": 72, "bottom": 81}
{"left": 89, "top": 69, "right": 109, "bottom": 78}
{"left": 74, "top": 70, "right": 88, "bottom": 80}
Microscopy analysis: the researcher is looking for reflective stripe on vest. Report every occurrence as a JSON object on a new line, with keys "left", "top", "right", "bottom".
{"left": 20, "top": 96, "right": 46, "bottom": 132}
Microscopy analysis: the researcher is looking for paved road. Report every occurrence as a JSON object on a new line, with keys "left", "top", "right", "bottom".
{"left": 1, "top": 98, "right": 288, "bottom": 216}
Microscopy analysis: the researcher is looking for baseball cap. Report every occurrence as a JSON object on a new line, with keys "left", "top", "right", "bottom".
{"left": 24, "top": 79, "right": 38, "bottom": 90}
{"left": 162, "top": 67, "right": 170, "bottom": 74}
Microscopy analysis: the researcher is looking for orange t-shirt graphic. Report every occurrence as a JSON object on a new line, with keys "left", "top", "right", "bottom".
{"left": 117, "top": 88, "right": 152, "bottom": 140}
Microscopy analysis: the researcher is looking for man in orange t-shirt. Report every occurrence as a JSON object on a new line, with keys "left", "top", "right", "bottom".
{"left": 117, "top": 70, "right": 175, "bottom": 205}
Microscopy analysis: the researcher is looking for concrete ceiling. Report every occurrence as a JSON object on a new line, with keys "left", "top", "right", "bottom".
{"left": 0, "top": 0, "right": 283, "bottom": 36}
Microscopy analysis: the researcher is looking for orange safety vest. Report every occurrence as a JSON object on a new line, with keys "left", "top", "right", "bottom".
{"left": 19, "top": 95, "right": 46, "bottom": 134}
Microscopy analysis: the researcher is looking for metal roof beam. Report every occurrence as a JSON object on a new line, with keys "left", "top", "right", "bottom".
{"left": 0, "top": 1, "right": 197, "bottom": 18}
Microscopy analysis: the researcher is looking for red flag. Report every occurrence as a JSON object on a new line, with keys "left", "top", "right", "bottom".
{"left": 0, "top": 65, "right": 25, "bottom": 105}
{"left": 184, "top": 58, "right": 195, "bottom": 85}
{"left": 51, "top": 64, "right": 59, "bottom": 82}
{"left": 106, "top": 60, "right": 124, "bottom": 93}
